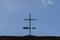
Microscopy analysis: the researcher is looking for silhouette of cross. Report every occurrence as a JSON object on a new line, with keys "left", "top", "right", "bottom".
{"left": 23, "top": 13, "right": 36, "bottom": 35}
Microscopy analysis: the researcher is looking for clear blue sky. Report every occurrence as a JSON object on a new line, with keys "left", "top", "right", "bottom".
{"left": 0, "top": 0, "right": 60, "bottom": 36}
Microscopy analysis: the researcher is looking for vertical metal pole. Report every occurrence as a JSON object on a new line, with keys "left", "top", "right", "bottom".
{"left": 29, "top": 13, "right": 31, "bottom": 35}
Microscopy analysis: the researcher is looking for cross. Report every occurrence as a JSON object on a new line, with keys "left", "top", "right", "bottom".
{"left": 23, "top": 13, "right": 36, "bottom": 35}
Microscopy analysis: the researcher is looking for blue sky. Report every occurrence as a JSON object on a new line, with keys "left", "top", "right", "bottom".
{"left": 0, "top": 0, "right": 60, "bottom": 36}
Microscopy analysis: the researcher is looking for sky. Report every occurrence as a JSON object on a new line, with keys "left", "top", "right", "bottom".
{"left": 0, "top": 0, "right": 60, "bottom": 36}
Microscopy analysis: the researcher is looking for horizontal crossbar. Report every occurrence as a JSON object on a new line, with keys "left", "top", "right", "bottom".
{"left": 24, "top": 19, "right": 36, "bottom": 20}
{"left": 23, "top": 27, "right": 36, "bottom": 29}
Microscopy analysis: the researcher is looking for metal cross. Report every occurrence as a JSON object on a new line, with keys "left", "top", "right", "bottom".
{"left": 23, "top": 13, "right": 36, "bottom": 35}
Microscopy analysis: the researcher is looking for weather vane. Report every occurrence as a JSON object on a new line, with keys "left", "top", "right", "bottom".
{"left": 23, "top": 13, "right": 36, "bottom": 35}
